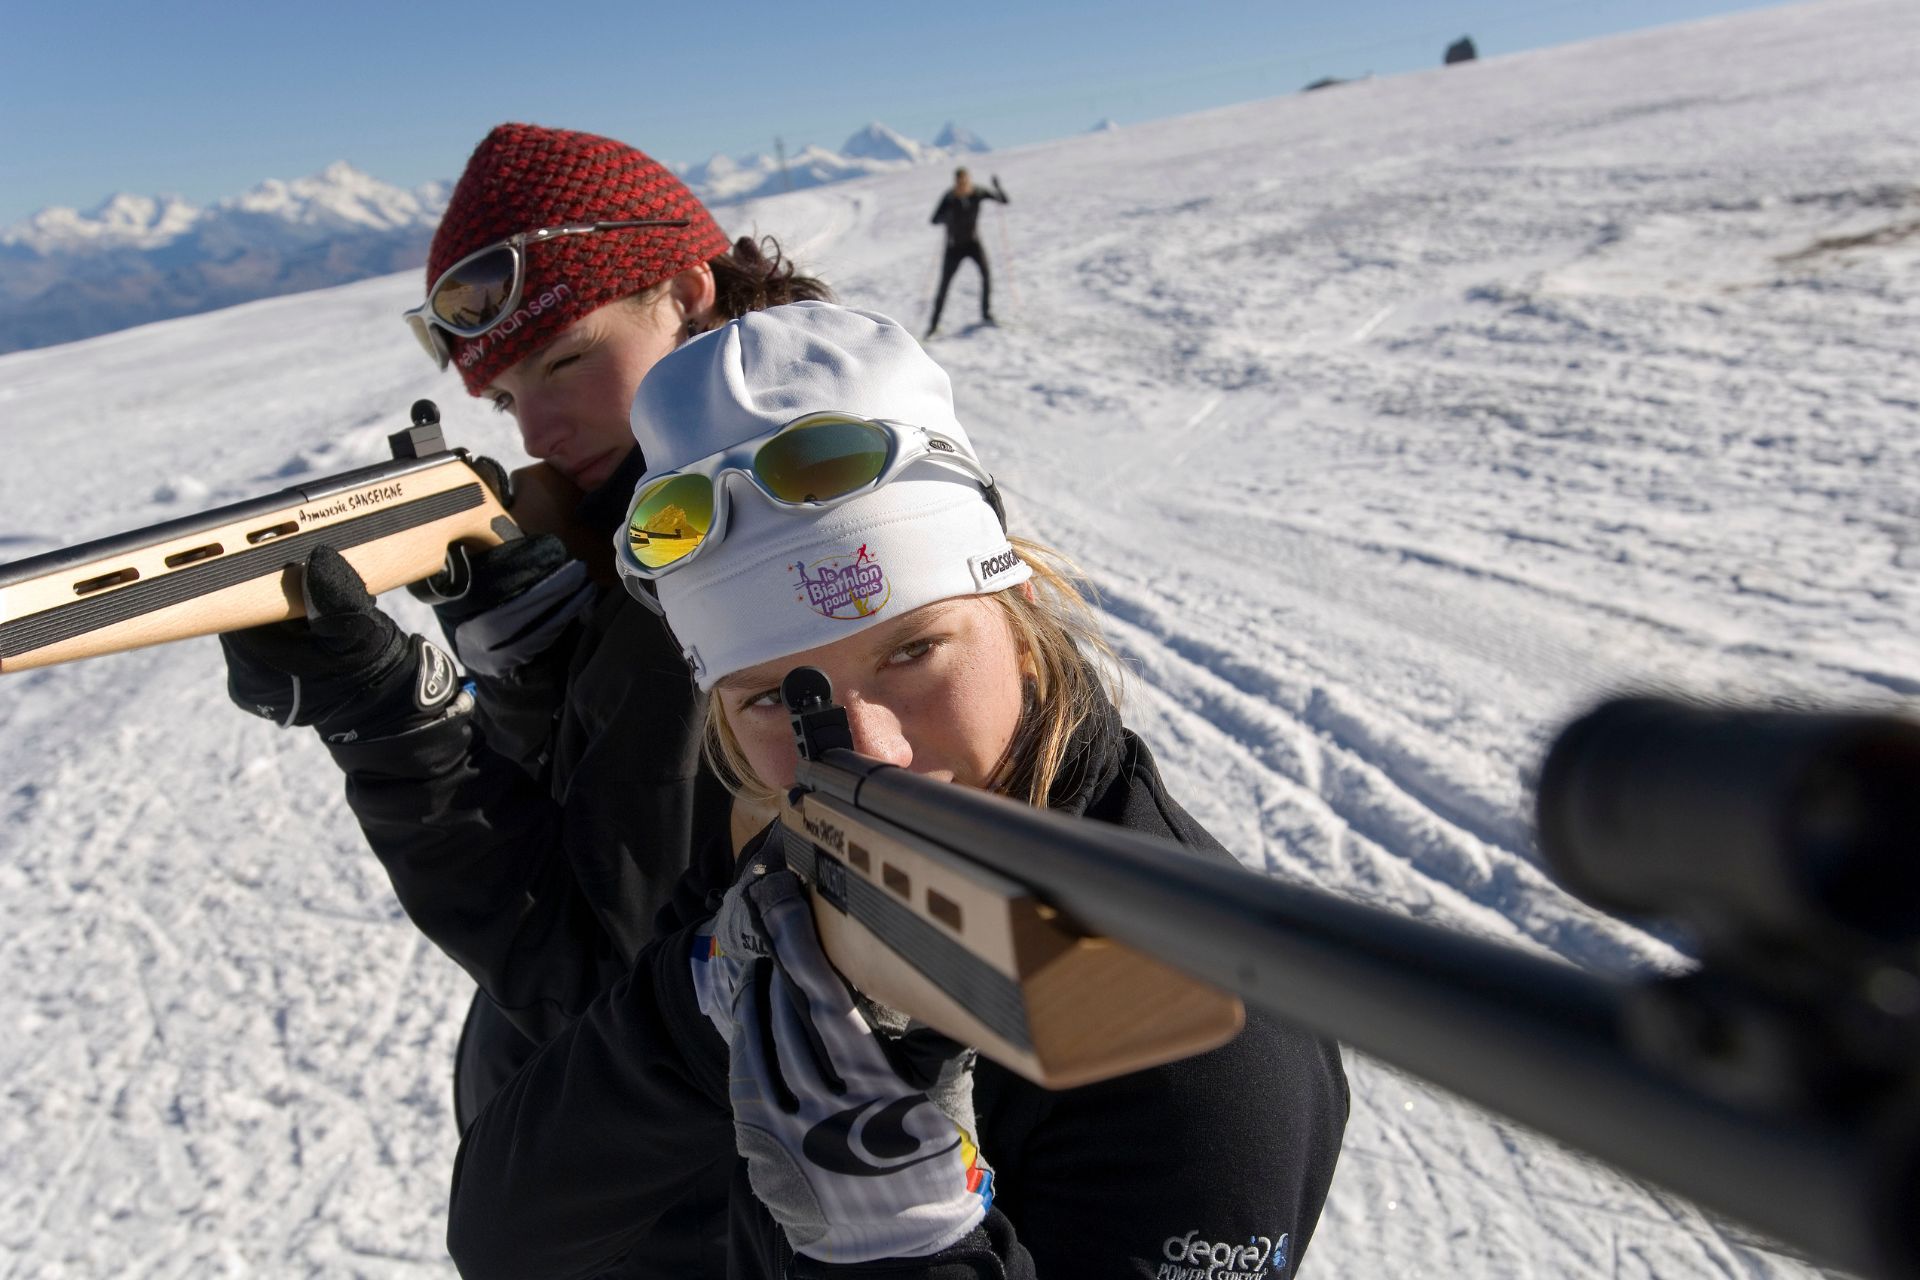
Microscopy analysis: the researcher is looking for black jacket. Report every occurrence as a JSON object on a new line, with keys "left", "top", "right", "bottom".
{"left": 327, "top": 447, "right": 727, "bottom": 1041}
{"left": 932, "top": 187, "right": 1008, "bottom": 248}
{"left": 445, "top": 706, "right": 1349, "bottom": 1279}
{"left": 323, "top": 446, "right": 734, "bottom": 1276}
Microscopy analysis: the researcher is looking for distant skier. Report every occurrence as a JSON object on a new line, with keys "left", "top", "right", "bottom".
{"left": 926, "top": 166, "right": 1008, "bottom": 336}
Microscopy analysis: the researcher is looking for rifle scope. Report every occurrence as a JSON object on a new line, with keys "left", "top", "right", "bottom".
{"left": 1537, "top": 697, "right": 1920, "bottom": 954}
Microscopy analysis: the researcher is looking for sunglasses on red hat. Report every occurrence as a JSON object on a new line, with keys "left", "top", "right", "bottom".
{"left": 614, "top": 412, "right": 1005, "bottom": 608}
{"left": 402, "top": 218, "right": 691, "bottom": 370}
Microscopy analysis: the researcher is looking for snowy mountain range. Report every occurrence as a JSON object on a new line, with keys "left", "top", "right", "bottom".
{"left": 0, "top": 123, "right": 991, "bottom": 357}
{"left": 0, "top": 162, "right": 450, "bottom": 358}
{"left": 675, "top": 121, "right": 988, "bottom": 205}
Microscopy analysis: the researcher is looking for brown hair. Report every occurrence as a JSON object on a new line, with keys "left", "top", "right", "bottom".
{"left": 703, "top": 536, "right": 1124, "bottom": 811}
{"left": 708, "top": 235, "right": 834, "bottom": 322}
{"left": 620, "top": 235, "right": 832, "bottom": 340}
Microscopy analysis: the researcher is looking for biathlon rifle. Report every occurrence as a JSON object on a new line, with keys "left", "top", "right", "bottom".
{"left": 774, "top": 667, "right": 1920, "bottom": 1280}
{"left": 0, "top": 401, "right": 589, "bottom": 674}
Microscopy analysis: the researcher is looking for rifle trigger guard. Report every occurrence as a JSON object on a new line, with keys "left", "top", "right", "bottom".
{"left": 407, "top": 544, "right": 474, "bottom": 605}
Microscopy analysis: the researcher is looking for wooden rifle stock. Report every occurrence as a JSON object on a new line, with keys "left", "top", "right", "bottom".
{"left": 0, "top": 406, "right": 519, "bottom": 673}
{"left": 778, "top": 782, "right": 1245, "bottom": 1089}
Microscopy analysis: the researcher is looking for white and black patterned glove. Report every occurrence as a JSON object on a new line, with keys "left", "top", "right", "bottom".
{"left": 693, "top": 866, "right": 993, "bottom": 1264}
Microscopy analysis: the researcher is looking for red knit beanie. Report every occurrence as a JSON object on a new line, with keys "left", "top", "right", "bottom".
{"left": 428, "top": 123, "right": 731, "bottom": 394}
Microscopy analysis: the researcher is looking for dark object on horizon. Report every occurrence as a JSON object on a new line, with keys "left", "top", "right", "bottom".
{"left": 1445, "top": 36, "right": 1478, "bottom": 64}
{"left": 1303, "top": 76, "right": 1350, "bottom": 92}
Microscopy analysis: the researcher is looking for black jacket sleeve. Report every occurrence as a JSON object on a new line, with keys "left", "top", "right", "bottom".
{"left": 446, "top": 911, "right": 737, "bottom": 1279}
{"left": 326, "top": 704, "right": 627, "bottom": 1045}
{"left": 789, "top": 1218, "right": 1032, "bottom": 1280}
{"left": 459, "top": 626, "right": 577, "bottom": 773}
{"left": 446, "top": 828, "right": 1037, "bottom": 1280}
{"left": 324, "top": 584, "right": 711, "bottom": 1046}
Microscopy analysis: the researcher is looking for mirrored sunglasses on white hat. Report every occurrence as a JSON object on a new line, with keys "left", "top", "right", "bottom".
{"left": 614, "top": 412, "right": 1005, "bottom": 607}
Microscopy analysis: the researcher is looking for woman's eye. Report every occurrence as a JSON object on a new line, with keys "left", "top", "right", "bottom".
{"left": 545, "top": 354, "right": 579, "bottom": 377}
{"left": 740, "top": 688, "right": 782, "bottom": 711}
{"left": 887, "top": 639, "right": 936, "bottom": 666}
{"left": 490, "top": 393, "right": 514, "bottom": 415}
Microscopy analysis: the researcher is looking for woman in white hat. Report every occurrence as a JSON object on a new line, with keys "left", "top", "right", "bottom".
{"left": 446, "top": 302, "right": 1348, "bottom": 1279}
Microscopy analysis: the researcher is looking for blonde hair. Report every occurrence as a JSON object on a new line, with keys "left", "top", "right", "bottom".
{"left": 703, "top": 535, "right": 1123, "bottom": 810}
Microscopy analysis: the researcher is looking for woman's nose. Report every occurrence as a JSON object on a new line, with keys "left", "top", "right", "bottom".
{"left": 843, "top": 697, "right": 912, "bottom": 768}
{"left": 514, "top": 402, "right": 567, "bottom": 459}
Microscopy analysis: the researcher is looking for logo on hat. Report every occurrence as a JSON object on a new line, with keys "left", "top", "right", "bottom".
{"left": 969, "top": 546, "right": 1023, "bottom": 591}
{"left": 455, "top": 281, "right": 576, "bottom": 369}
{"left": 792, "top": 546, "right": 890, "bottom": 620}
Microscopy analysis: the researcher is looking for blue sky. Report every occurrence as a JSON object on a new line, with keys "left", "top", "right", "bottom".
{"left": 1, "top": 0, "right": 1798, "bottom": 226}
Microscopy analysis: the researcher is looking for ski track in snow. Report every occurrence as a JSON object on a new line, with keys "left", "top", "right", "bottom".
{"left": 2, "top": 1, "right": 1917, "bottom": 1274}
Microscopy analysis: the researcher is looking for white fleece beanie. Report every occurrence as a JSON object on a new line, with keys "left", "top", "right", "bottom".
{"left": 627, "top": 301, "right": 1029, "bottom": 689}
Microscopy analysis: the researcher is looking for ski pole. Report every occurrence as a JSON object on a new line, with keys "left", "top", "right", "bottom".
{"left": 995, "top": 199, "right": 1021, "bottom": 317}
{"left": 922, "top": 231, "right": 940, "bottom": 321}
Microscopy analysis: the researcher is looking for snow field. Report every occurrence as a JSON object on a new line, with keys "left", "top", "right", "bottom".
{"left": 2, "top": 1, "right": 1915, "bottom": 1273}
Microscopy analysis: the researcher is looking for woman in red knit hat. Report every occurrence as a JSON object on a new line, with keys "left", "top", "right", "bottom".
{"left": 410, "top": 122, "right": 827, "bottom": 492}
{"left": 218, "top": 122, "right": 831, "bottom": 1277}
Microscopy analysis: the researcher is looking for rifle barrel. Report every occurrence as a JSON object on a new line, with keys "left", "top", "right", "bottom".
{"left": 806, "top": 750, "right": 1918, "bottom": 1279}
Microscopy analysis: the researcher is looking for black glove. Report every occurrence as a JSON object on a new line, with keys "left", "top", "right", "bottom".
{"left": 991, "top": 174, "right": 1006, "bottom": 198}
{"left": 220, "top": 545, "right": 460, "bottom": 743}
{"left": 424, "top": 533, "right": 595, "bottom": 678}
